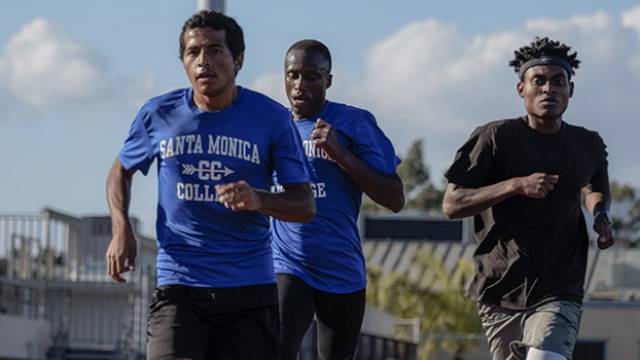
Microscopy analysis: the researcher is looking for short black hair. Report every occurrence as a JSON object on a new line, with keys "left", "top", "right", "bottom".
{"left": 179, "top": 10, "right": 245, "bottom": 60}
{"left": 509, "top": 37, "right": 580, "bottom": 78}
{"left": 286, "top": 39, "right": 332, "bottom": 72}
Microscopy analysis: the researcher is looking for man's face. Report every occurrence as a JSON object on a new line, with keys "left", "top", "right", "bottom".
{"left": 517, "top": 65, "right": 573, "bottom": 122}
{"left": 284, "top": 49, "right": 332, "bottom": 119}
{"left": 181, "top": 27, "right": 243, "bottom": 98}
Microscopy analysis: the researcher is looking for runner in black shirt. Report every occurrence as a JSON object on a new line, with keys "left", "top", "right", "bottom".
{"left": 442, "top": 37, "right": 614, "bottom": 360}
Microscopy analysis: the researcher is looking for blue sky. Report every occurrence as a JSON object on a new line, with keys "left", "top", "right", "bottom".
{"left": 1, "top": 0, "right": 639, "bottom": 234}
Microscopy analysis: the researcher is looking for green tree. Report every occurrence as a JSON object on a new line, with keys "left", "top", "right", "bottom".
{"left": 398, "top": 140, "right": 444, "bottom": 212}
{"left": 397, "top": 140, "right": 430, "bottom": 191}
{"left": 367, "top": 249, "right": 483, "bottom": 359}
{"left": 610, "top": 182, "right": 640, "bottom": 245}
{"left": 611, "top": 182, "right": 636, "bottom": 201}
{"left": 362, "top": 139, "right": 445, "bottom": 214}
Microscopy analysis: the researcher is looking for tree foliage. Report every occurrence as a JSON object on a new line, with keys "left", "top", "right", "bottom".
{"left": 362, "top": 139, "right": 444, "bottom": 214}
{"left": 610, "top": 182, "right": 640, "bottom": 245}
{"left": 397, "top": 140, "right": 430, "bottom": 191}
{"left": 367, "top": 249, "right": 483, "bottom": 359}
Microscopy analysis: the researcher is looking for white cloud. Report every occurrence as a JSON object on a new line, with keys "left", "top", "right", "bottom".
{"left": 254, "top": 8, "right": 640, "bottom": 186}
{"left": 123, "top": 70, "right": 164, "bottom": 110}
{"left": 622, "top": 5, "right": 640, "bottom": 32}
{"left": 0, "top": 57, "right": 8, "bottom": 121}
{"left": 622, "top": 6, "right": 640, "bottom": 78}
{"left": 526, "top": 11, "right": 610, "bottom": 32}
{"left": 362, "top": 24, "right": 522, "bottom": 128}
{"left": 251, "top": 72, "right": 287, "bottom": 105}
{"left": 1, "top": 18, "right": 109, "bottom": 108}
{"left": 0, "top": 18, "right": 169, "bottom": 119}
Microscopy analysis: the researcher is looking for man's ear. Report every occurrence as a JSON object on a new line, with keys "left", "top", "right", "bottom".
{"left": 517, "top": 82, "right": 524, "bottom": 98}
{"left": 326, "top": 74, "right": 333, "bottom": 90}
{"left": 234, "top": 52, "right": 244, "bottom": 75}
{"left": 569, "top": 81, "right": 574, "bottom": 97}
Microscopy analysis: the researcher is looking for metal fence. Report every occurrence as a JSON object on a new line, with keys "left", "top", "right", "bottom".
{"left": 299, "top": 321, "right": 418, "bottom": 360}
{"left": 0, "top": 209, "right": 154, "bottom": 358}
{"left": 357, "top": 334, "right": 418, "bottom": 360}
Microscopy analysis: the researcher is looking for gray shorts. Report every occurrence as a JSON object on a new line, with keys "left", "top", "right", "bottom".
{"left": 477, "top": 300, "right": 582, "bottom": 360}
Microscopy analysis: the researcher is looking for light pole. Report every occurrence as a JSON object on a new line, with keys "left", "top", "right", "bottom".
{"left": 197, "top": 0, "right": 225, "bottom": 13}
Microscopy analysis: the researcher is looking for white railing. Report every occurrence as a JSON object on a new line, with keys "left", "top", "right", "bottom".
{"left": 0, "top": 209, "right": 156, "bottom": 356}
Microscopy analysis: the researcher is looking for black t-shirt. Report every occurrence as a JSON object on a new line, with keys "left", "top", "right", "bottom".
{"left": 444, "top": 117, "right": 609, "bottom": 309}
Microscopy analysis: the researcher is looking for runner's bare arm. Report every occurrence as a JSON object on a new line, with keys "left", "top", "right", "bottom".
{"left": 216, "top": 181, "right": 315, "bottom": 223}
{"left": 312, "top": 119, "right": 404, "bottom": 212}
{"left": 332, "top": 152, "right": 404, "bottom": 212}
{"left": 443, "top": 173, "right": 559, "bottom": 219}
{"left": 105, "top": 158, "right": 137, "bottom": 283}
{"left": 583, "top": 185, "right": 611, "bottom": 215}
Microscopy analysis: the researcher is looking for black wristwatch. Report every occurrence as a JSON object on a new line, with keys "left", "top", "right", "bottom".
{"left": 594, "top": 210, "right": 611, "bottom": 225}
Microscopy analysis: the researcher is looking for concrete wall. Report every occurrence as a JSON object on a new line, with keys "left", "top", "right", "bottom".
{"left": 580, "top": 301, "right": 640, "bottom": 359}
{"left": 0, "top": 314, "right": 50, "bottom": 359}
{"left": 45, "top": 281, "right": 139, "bottom": 351}
{"left": 361, "top": 305, "right": 396, "bottom": 338}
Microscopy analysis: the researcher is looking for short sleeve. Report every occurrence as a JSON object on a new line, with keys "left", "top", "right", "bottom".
{"left": 271, "top": 116, "right": 314, "bottom": 185}
{"left": 444, "top": 125, "right": 496, "bottom": 188}
{"left": 588, "top": 132, "right": 609, "bottom": 194}
{"left": 350, "top": 111, "right": 400, "bottom": 176}
{"left": 118, "top": 108, "right": 154, "bottom": 175}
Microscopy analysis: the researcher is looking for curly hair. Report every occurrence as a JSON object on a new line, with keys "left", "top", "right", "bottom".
{"left": 179, "top": 10, "right": 245, "bottom": 61}
{"left": 509, "top": 37, "right": 580, "bottom": 78}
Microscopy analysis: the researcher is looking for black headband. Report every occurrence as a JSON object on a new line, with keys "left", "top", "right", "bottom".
{"left": 518, "top": 56, "right": 573, "bottom": 80}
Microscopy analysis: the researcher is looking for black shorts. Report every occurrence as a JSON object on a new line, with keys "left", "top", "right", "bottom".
{"left": 147, "top": 284, "right": 279, "bottom": 360}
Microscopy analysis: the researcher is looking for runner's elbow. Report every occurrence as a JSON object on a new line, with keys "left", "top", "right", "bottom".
{"left": 388, "top": 193, "right": 405, "bottom": 213}
{"left": 442, "top": 200, "right": 463, "bottom": 219}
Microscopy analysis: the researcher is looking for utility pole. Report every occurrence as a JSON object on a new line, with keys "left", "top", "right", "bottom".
{"left": 197, "top": 0, "right": 225, "bottom": 13}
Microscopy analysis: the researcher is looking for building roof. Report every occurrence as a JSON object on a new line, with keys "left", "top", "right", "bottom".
{"left": 363, "top": 238, "right": 640, "bottom": 301}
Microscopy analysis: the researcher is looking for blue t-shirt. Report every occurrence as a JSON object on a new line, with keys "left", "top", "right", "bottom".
{"left": 271, "top": 101, "right": 400, "bottom": 293}
{"left": 119, "top": 87, "right": 312, "bottom": 288}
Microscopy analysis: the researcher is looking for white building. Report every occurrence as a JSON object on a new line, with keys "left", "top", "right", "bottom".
{"left": 0, "top": 208, "right": 156, "bottom": 360}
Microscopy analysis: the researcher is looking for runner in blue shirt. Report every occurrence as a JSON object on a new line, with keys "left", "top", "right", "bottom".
{"left": 272, "top": 39, "right": 405, "bottom": 360}
{"left": 105, "top": 11, "right": 315, "bottom": 360}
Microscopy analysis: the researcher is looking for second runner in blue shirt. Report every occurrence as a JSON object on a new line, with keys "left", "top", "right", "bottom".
{"left": 271, "top": 39, "right": 405, "bottom": 360}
